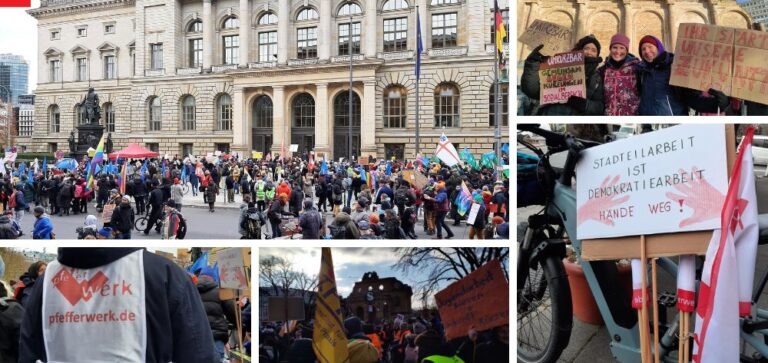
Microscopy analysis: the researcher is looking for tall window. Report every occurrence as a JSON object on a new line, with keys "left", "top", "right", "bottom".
{"left": 338, "top": 2, "right": 362, "bottom": 15}
{"left": 188, "top": 20, "right": 203, "bottom": 33}
{"left": 292, "top": 93, "right": 315, "bottom": 127}
{"left": 217, "top": 94, "right": 232, "bottom": 130}
{"left": 76, "top": 105, "right": 87, "bottom": 125}
{"left": 434, "top": 83, "right": 459, "bottom": 127}
{"left": 104, "top": 103, "right": 115, "bottom": 132}
{"left": 259, "top": 31, "right": 277, "bottom": 62}
{"left": 223, "top": 16, "right": 239, "bottom": 29}
{"left": 297, "top": 27, "right": 318, "bottom": 59}
{"left": 49, "top": 60, "right": 61, "bottom": 82}
{"left": 258, "top": 12, "right": 278, "bottom": 25}
{"left": 150, "top": 43, "right": 163, "bottom": 69}
{"left": 382, "top": 0, "right": 408, "bottom": 10}
{"left": 253, "top": 95, "right": 273, "bottom": 128}
{"left": 181, "top": 95, "right": 196, "bottom": 131}
{"left": 148, "top": 97, "right": 162, "bottom": 131}
{"left": 181, "top": 143, "right": 194, "bottom": 156}
{"left": 223, "top": 35, "right": 239, "bottom": 64}
{"left": 338, "top": 22, "right": 361, "bottom": 55}
{"left": 432, "top": 13, "right": 457, "bottom": 48}
{"left": 489, "top": 84, "right": 508, "bottom": 126}
{"left": 334, "top": 92, "right": 361, "bottom": 127}
{"left": 49, "top": 105, "right": 60, "bottom": 133}
{"left": 383, "top": 18, "right": 408, "bottom": 52}
{"left": 104, "top": 55, "right": 116, "bottom": 79}
{"left": 76, "top": 58, "right": 87, "bottom": 81}
{"left": 189, "top": 38, "right": 203, "bottom": 67}
{"left": 296, "top": 7, "right": 319, "bottom": 21}
{"left": 383, "top": 86, "right": 406, "bottom": 128}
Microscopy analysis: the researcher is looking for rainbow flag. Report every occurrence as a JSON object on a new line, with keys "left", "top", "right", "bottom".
{"left": 86, "top": 134, "right": 107, "bottom": 189}
{"left": 454, "top": 181, "right": 473, "bottom": 216}
{"left": 118, "top": 161, "right": 127, "bottom": 194}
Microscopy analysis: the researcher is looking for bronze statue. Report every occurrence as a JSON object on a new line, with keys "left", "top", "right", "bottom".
{"left": 68, "top": 130, "right": 76, "bottom": 152}
{"left": 80, "top": 87, "right": 101, "bottom": 124}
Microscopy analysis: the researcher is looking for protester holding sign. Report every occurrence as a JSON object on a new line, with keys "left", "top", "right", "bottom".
{"left": 521, "top": 35, "right": 605, "bottom": 115}
{"left": 598, "top": 34, "right": 641, "bottom": 115}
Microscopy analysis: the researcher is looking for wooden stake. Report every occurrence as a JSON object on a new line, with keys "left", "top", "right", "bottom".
{"left": 683, "top": 312, "right": 690, "bottom": 363}
{"left": 678, "top": 313, "right": 684, "bottom": 363}
{"left": 652, "top": 258, "right": 660, "bottom": 363}
{"left": 640, "top": 235, "right": 650, "bottom": 362}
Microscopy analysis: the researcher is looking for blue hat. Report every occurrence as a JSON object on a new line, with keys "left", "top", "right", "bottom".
{"left": 98, "top": 227, "right": 112, "bottom": 238}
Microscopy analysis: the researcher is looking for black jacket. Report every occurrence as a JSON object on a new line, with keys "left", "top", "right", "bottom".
{"left": 19, "top": 248, "right": 217, "bottom": 363}
{"left": 196, "top": 278, "right": 236, "bottom": 342}
{"left": 148, "top": 188, "right": 164, "bottom": 209}
{"left": 110, "top": 202, "right": 135, "bottom": 234}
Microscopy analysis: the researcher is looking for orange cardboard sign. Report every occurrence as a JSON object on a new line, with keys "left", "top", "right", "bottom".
{"left": 434, "top": 260, "right": 509, "bottom": 340}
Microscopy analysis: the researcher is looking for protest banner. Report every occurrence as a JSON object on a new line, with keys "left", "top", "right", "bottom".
{"left": 466, "top": 203, "right": 481, "bottom": 225}
{"left": 217, "top": 248, "right": 249, "bottom": 290}
{"left": 518, "top": 19, "right": 573, "bottom": 56}
{"left": 576, "top": 124, "right": 729, "bottom": 240}
{"left": 401, "top": 170, "right": 428, "bottom": 189}
{"left": 670, "top": 23, "right": 734, "bottom": 94}
{"left": 101, "top": 204, "right": 115, "bottom": 224}
{"left": 731, "top": 28, "right": 768, "bottom": 105}
{"left": 434, "top": 260, "right": 508, "bottom": 340}
{"left": 357, "top": 157, "right": 367, "bottom": 166}
{"left": 538, "top": 51, "right": 586, "bottom": 105}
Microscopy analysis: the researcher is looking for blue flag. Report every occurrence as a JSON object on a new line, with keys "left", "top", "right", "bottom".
{"left": 27, "top": 167, "right": 33, "bottom": 185}
{"left": 320, "top": 158, "right": 328, "bottom": 175}
{"left": 181, "top": 164, "right": 187, "bottom": 181}
{"left": 501, "top": 143, "right": 509, "bottom": 155}
{"left": 359, "top": 166, "right": 366, "bottom": 182}
{"left": 386, "top": 161, "right": 392, "bottom": 176}
{"left": 416, "top": 13, "right": 423, "bottom": 80}
{"left": 42, "top": 157, "right": 47, "bottom": 173}
{"left": 140, "top": 162, "right": 148, "bottom": 182}
{"left": 18, "top": 162, "right": 25, "bottom": 177}
{"left": 161, "top": 160, "right": 167, "bottom": 179}
{"left": 187, "top": 252, "right": 209, "bottom": 274}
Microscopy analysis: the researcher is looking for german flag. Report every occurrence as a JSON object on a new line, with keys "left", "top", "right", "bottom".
{"left": 494, "top": 0, "right": 507, "bottom": 65}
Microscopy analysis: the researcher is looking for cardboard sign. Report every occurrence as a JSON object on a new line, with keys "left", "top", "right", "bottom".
{"left": 670, "top": 24, "right": 734, "bottom": 95}
{"left": 357, "top": 157, "right": 367, "bottom": 166}
{"left": 290, "top": 144, "right": 299, "bottom": 152}
{"left": 575, "top": 124, "right": 728, "bottom": 240}
{"left": 217, "top": 248, "right": 249, "bottom": 290}
{"left": 267, "top": 296, "right": 306, "bottom": 321}
{"left": 101, "top": 204, "right": 115, "bottom": 224}
{"left": 466, "top": 203, "right": 481, "bottom": 225}
{"left": 538, "top": 51, "right": 586, "bottom": 105}
{"left": 252, "top": 151, "right": 263, "bottom": 159}
{"left": 518, "top": 19, "right": 573, "bottom": 56}
{"left": 401, "top": 170, "right": 428, "bottom": 189}
{"left": 434, "top": 260, "right": 508, "bottom": 340}
{"left": 732, "top": 28, "right": 768, "bottom": 105}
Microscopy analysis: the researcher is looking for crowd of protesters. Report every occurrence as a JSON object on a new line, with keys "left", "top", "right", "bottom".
{"left": 520, "top": 33, "right": 768, "bottom": 116}
{"left": 0, "top": 149, "right": 509, "bottom": 240}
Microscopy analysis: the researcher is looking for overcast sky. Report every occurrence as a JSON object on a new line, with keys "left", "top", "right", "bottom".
{"left": 0, "top": 1, "right": 40, "bottom": 93}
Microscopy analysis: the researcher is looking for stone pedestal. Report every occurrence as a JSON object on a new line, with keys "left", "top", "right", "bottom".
{"left": 71, "top": 123, "right": 106, "bottom": 160}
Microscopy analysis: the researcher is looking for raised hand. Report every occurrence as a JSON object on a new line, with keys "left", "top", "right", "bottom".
{"left": 665, "top": 166, "right": 725, "bottom": 228}
{"left": 577, "top": 175, "right": 630, "bottom": 227}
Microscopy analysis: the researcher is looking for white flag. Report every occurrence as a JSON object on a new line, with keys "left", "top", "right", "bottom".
{"left": 693, "top": 126, "right": 758, "bottom": 362}
{"left": 435, "top": 133, "right": 461, "bottom": 167}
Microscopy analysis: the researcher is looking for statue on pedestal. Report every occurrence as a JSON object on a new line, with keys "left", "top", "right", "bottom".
{"left": 68, "top": 130, "right": 76, "bottom": 153}
{"left": 80, "top": 87, "right": 101, "bottom": 124}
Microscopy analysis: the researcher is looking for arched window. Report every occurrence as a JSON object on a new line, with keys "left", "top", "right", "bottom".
{"left": 188, "top": 20, "right": 203, "bottom": 33}
{"left": 338, "top": 2, "right": 362, "bottom": 16}
{"left": 253, "top": 95, "right": 273, "bottom": 128}
{"left": 148, "top": 96, "right": 162, "bottom": 131}
{"left": 75, "top": 104, "right": 87, "bottom": 125}
{"left": 292, "top": 93, "right": 315, "bottom": 127}
{"left": 217, "top": 94, "right": 232, "bottom": 130}
{"left": 104, "top": 102, "right": 115, "bottom": 132}
{"left": 181, "top": 95, "right": 196, "bottom": 131}
{"left": 334, "top": 91, "right": 361, "bottom": 127}
{"left": 223, "top": 16, "right": 239, "bottom": 29}
{"left": 383, "top": 85, "right": 406, "bottom": 128}
{"left": 49, "top": 105, "right": 60, "bottom": 133}
{"left": 258, "top": 12, "right": 278, "bottom": 25}
{"left": 296, "top": 7, "right": 319, "bottom": 21}
{"left": 382, "top": 0, "right": 408, "bottom": 10}
{"left": 434, "top": 83, "right": 459, "bottom": 127}
{"left": 489, "top": 84, "right": 508, "bottom": 127}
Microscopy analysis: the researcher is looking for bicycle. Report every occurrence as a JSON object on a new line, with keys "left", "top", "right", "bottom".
{"left": 134, "top": 210, "right": 164, "bottom": 232}
{"left": 516, "top": 124, "right": 768, "bottom": 363}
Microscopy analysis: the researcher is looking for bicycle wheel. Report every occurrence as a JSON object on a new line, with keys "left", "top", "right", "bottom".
{"left": 518, "top": 253, "right": 573, "bottom": 363}
{"left": 134, "top": 216, "right": 148, "bottom": 232}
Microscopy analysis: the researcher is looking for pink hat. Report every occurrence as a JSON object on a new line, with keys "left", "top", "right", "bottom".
{"left": 610, "top": 34, "right": 630, "bottom": 49}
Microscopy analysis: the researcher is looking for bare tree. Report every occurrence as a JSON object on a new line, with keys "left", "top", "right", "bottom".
{"left": 392, "top": 247, "right": 509, "bottom": 307}
{"left": 259, "top": 255, "right": 318, "bottom": 298}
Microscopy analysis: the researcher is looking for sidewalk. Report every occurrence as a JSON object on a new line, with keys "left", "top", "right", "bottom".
{"left": 179, "top": 189, "right": 244, "bottom": 209}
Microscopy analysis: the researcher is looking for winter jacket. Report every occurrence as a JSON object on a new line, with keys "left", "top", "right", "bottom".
{"left": 14, "top": 272, "right": 38, "bottom": 307}
{"left": 299, "top": 208, "right": 324, "bottom": 239}
{"left": 110, "top": 202, "right": 135, "bottom": 234}
{"left": 331, "top": 212, "right": 360, "bottom": 239}
{"left": 32, "top": 215, "right": 53, "bottom": 240}
{"left": 289, "top": 189, "right": 305, "bottom": 214}
{"left": 14, "top": 191, "right": 27, "bottom": 211}
{"left": 171, "top": 184, "right": 184, "bottom": 204}
{"left": 599, "top": 55, "right": 641, "bottom": 115}
{"left": 132, "top": 178, "right": 148, "bottom": 197}
{"left": 476, "top": 338, "right": 509, "bottom": 363}
{"left": 635, "top": 52, "right": 720, "bottom": 115}
{"left": 19, "top": 248, "right": 217, "bottom": 363}
{"left": 196, "top": 277, "right": 236, "bottom": 342}
{"left": 521, "top": 54, "right": 604, "bottom": 115}
{"left": 0, "top": 215, "right": 18, "bottom": 239}
{"left": 435, "top": 189, "right": 450, "bottom": 213}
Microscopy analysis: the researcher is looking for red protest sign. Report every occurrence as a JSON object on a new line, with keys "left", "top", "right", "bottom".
{"left": 0, "top": 0, "right": 31, "bottom": 7}
{"left": 434, "top": 259, "right": 509, "bottom": 340}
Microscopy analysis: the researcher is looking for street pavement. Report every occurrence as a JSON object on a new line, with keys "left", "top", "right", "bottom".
{"left": 17, "top": 188, "right": 472, "bottom": 239}
{"left": 517, "top": 166, "right": 768, "bottom": 362}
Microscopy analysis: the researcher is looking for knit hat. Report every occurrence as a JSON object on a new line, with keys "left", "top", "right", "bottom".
{"left": 348, "top": 339, "right": 378, "bottom": 363}
{"left": 639, "top": 35, "right": 665, "bottom": 56}
{"left": 573, "top": 35, "right": 601, "bottom": 56}
{"left": 369, "top": 214, "right": 380, "bottom": 224}
{"left": 357, "top": 220, "right": 370, "bottom": 230}
{"left": 98, "top": 227, "right": 112, "bottom": 238}
{"left": 344, "top": 316, "right": 364, "bottom": 337}
{"left": 610, "top": 34, "right": 630, "bottom": 49}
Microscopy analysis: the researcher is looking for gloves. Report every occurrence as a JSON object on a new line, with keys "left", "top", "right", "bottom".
{"left": 708, "top": 88, "right": 730, "bottom": 111}
{"left": 526, "top": 44, "right": 545, "bottom": 63}
{"left": 566, "top": 96, "right": 588, "bottom": 113}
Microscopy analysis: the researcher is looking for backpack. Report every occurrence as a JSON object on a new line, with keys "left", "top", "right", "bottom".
{"left": 314, "top": 183, "right": 323, "bottom": 196}
{"left": 0, "top": 297, "right": 23, "bottom": 361}
{"left": 74, "top": 184, "right": 84, "bottom": 198}
{"left": 242, "top": 211, "right": 262, "bottom": 239}
{"left": 329, "top": 224, "right": 346, "bottom": 239}
{"left": 395, "top": 189, "right": 410, "bottom": 205}
{"left": 176, "top": 213, "right": 187, "bottom": 239}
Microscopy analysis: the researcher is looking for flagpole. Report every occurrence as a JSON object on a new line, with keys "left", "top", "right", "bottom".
{"left": 493, "top": 4, "right": 501, "bottom": 182}
{"left": 415, "top": 5, "right": 421, "bottom": 158}
{"left": 349, "top": 13, "right": 354, "bottom": 163}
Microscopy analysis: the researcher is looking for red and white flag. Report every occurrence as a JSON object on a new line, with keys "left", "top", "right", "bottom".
{"left": 630, "top": 259, "right": 648, "bottom": 310}
{"left": 677, "top": 255, "right": 696, "bottom": 313}
{"left": 693, "top": 126, "right": 758, "bottom": 362}
{"left": 435, "top": 133, "right": 461, "bottom": 167}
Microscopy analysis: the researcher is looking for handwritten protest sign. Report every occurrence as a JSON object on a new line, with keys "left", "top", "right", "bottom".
{"left": 101, "top": 204, "right": 115, "bottom": 224}
{"left": 538, "top": 51, "right": 585, "bottom": 105}
{"left": 402, "top": 169, "right": 429, "bottom": 189}
{"left": 217, "top": 248, "right": 249, "bottom": 290}
{"left": 575, "top": 124, "right": 728, "bottom": 240}
{"left": 732, "top": 29, "right": 768, "bottom": 105}
{"left": 670, "top": 23, "right": 734, "bottom": 94}
{"left": 434, "top": 260, "right": 508, "bottom": 340}
{"left": 466, "top": 203, "right": 481, "bottom": 225}
{"left": 518, "top": 19, "right": 573, "bottom": 56}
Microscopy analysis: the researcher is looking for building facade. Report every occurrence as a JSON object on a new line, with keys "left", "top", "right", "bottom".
{"left": 27, "top": 0, "right": 508, "bottom": 160}
{"left": 0, "top": 54, "right": 29, "bottom": 105}
{"left": 516, "top": 0, "right": 752, "bottom": 73}
{"left": 741, "top": 0, "right": 768, "bottom": 28}
{"left": 345, "top": 271, "right": 412, "bottom": 322}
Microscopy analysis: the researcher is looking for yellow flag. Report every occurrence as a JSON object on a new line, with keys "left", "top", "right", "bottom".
{"left": 312, "top": 248, "right": 349, "bottom": 363}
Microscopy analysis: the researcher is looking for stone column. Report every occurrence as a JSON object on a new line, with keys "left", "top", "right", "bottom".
{"left": 278, "top": 0, "right": 290, "bottom": 64}
{"left": 666, "top": 0, "right": 678, "bottom": 50}
{"left": 576, "top": 0, "right": 588, "bottom": 40}
{"left": 319, "top": 0, "right": 332, "bottom": 61}
{"left": 203, "top": 0, "right": 214, "bottom": 69}
{"left": 622, "top": 0, "right": 633, "bottom": 40}
{"left": 365, "top": 0, "right": 377, "bottom": 57}
{"left": 467, "top": 0, "right": 485, "bottom": 55}
{"left": 239, "top": 0, "right": 250, "bottom": 66}
{"left": 361, "top": 80, "right": 377, "bottom": 158}
{"left": 232, "top": 86, "right": 249, "bottom": 154}
{"left": 314, "top": 83, "right": 331, "bottom": 156}
{"left": 271, "top": 86, "right": 287, "bottom": 154}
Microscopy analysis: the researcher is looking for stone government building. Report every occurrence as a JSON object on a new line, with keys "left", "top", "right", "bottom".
{"left": 26, "top": 0, "right": 509, "bottom": 160}
{"left": 516, "top": 0, "right": 752, "bottom": 73}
